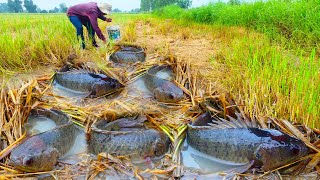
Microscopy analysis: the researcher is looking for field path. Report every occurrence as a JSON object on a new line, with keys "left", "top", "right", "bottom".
{"left": 134, "top": 20, "right": 222, "bottom": 80}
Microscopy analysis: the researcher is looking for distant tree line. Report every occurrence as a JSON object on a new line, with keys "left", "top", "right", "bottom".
{"left": 0, "top": 0, "right": 68, "bottom": 13}
{"left": 112, "top": 8, "right": 141, "bottom": 14}
{"left": 140, "top": 0, "right": 192, "bottom": 11}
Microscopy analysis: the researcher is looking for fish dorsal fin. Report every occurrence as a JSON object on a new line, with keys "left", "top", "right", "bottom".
{"left": 206, "top": 113, "right": 260, "bottom": 129}
{"left": 56, "top": 68, "right": 111, "bottom": 82}
{"left": 235, "top": 112, "right": 258, "bottom": 128}
{"left": 60, "top": 67, "right": 106, "bottom": 78}
{"left": 208, "top": 117, "right": 245, "bottom": 129}
{"left": 229, "top": 114, "right": 251, "bottom": 128}
{"left": 68, "top": 68, "right": 96, "bottom": 74}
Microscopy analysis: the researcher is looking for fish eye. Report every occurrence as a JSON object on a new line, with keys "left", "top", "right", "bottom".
{"left": 255, "top": 153, "right": 262, "bottom": 160}
{"left": 291, "top": 146, "right": 300, "bottom": 155}
{"left": 23, "top": 157, "right": 34, "bottom": 166}
{"left": 154, "top": 143, "right": 165, "bottom": 156}
{"left": 168, "top": 93, "right": 175, "bottom": 99}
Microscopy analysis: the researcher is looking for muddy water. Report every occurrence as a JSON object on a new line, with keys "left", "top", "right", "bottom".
{"left": 155, "top": 68, "right": 173, "bottom": 80}
{"left": 51, "top": 68, "right": 173, "bottom": 108}
{"left": 27, "top": 115, "right": 57, "bottom": 134}
{"left": 127, "top": 77, "right": 150, "bottom": 98}
{"left": 63, "top": 130, "right": 87, "bottom": 157}
{"left": 127, "top": 68, "right": 173, "bottom": 97}
{"left": 52, "top": 82, "right": 91, "bottom": 99}
{"left": 26, "top": 114, "right": 88, "bottom": 157}
{"left": 181, "top": 142, "right": 247, "bottom": 174}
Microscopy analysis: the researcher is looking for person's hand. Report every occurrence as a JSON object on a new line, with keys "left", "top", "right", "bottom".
{"left": 106, "top": 18, "right": 112, "bottom": 22}
{"left": 103, "top": 39, "right": 107, "bottom": 44}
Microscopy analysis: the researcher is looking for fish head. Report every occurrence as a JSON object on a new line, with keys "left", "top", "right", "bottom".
{"left": 153, "top": 82, "right": 184, "bottom": 103}
{"left": 152, "top": 133, "right": 170, "bottom": 157}
{"left": 92, "top": 78, "right": 123, "bottom": 97}
{"left": 10, "top": 137, "right": 59, "bottom": 172}
{"left": 254, "top": 131, "right": 309, "bottom": 171}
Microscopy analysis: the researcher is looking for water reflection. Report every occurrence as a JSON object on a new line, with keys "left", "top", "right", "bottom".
{"left": 27, "top": 115, "right": 57, "bottom": 134}
{"left": 126, "top": 68, "right": 173, "bottom": 98}
{"left": 26, "top": 113, "right": 88, "bottom": 159}
{"left": 52, "top": 81, "right": 91, "bottom": 99}
{"left": 181, "top": 142, "right": 247, "bottom": 174}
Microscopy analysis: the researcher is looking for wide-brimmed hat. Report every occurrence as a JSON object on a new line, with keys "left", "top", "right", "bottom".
{"left": 98, "top": 2, "right": 112, "bottom": 14}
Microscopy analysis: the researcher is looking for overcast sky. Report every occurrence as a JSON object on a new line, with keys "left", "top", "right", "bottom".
{"left": 0, "top": 0, "right": 215, "bottom": 11}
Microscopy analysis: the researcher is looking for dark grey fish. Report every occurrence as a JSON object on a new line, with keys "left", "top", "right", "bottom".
{"left": 10, "top": 108, "right": 78, "bottom": 172}
{"left": 89, "top": 118, "right": 169, "bottom": 159}
{"left": 110, "top": 45, "right": 146, "bottom": 63}
{"left": 54, "top": 70, "right": 123, "bottom": 98}
{"left": 144, "top": 65, "right": 184, "bottom": 103}
{"left": 187, "top": 113, "right": 309, "bottom": 171}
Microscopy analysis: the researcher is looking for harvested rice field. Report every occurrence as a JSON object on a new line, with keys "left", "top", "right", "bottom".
{"left": 0, "top": 10, "right": 319, "bottom": 179}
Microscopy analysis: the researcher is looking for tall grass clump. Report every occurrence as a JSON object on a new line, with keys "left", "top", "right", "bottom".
{"left": 0, "top": 13, "right": 149, "bottom": 75}
{"left": 155, "top": 1, "right": 320, "bottom": 50}
{"left": 0, "top": 14, "right": 79, "bottom": 74}
{"left": 218, "top": 34, "right": 320, "bottom": 127}
{"left": 153, "top": 3, "right": 320, "bottom": 127}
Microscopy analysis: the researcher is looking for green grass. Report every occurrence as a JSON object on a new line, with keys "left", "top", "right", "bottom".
{"left": 0, "top": 13, "right": 148, "bottom": 75}
{"left": 0, "top": 10, "right": 319, "bottom": 128}
{"left": 153, "top": 2, "right": 320, "bottom": 127}
{"left": 155, "top": 1, "right": 320, "bottom": 51}
{"left": 217, "top": 33, "right": 319, "bottom": 127}
{"left": 0, "top": 14, "right": 75, "bottom": 73}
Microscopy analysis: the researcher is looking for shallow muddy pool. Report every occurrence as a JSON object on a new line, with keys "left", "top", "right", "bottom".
{"left": 155, "top": 68, "right": 172, "bottom": 80}
{"left": 52, "top": 81, "right": 91, "bottom": 99}
{"left": 26, "top": 112, "right": 166, "bottom": 171}
{"left": 27, "top": 115, "right": 57, "bottom": 134}
{"left": 27, "top": 114, "right": 88, "bottom": 158}
{"left": 128, "top": 68, "right": 173, "bottom": 95}
{"left": 51, "top": 67, "right": 174, "bottom": 108}
{"left": 181, "top": 141, "right": 247, "bottom": 174}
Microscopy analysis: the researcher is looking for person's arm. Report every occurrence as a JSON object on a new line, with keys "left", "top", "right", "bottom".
{"left": 98, "top": 13, "right": 112, "bottom": 22}
{"left": 98, "top": 14, "right": 107, "bottom": 21}
{"left": 87, "top": 13, "right": 106, "bottom": 41}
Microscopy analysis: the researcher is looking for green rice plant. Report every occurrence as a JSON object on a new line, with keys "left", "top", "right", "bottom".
{"left": 121, "top": 21, "right": 137, "bottom": 43}
{"left": 214, "top": 30, "right": 320, "bottom": 127}
{"left": 0, "top": 14, "right": 77, "bottom": 74}
{"left": 152, "top": 1, "right": 320, "bottom": 127}
{"left": 154, "top": 1, "right": 320, "bottom": 51}
{"left": 0, "top": 13, "right": 150, "bottom": 75}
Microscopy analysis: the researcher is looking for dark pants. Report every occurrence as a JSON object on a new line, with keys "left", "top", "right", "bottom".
{"left": 69, "top": 16, "right": 97, "bottom": 49}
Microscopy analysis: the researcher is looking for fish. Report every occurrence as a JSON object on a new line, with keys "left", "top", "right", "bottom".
{"left": 53, "top": 70, "right": 123, "bottom": 98}
{"left": 109, "top": 45, "right": 146, "bottom": 63}
{"left": 144, "top": 65, "right": 184, "bottom": 103}
{"left": 187, "top": 112, "right": 309, "bottom": 171}
{"left": 89, "top": 118, "right": 170, "bottom": 160}
{"left": 10, "top": 108, "right": 78, "bottom": 172}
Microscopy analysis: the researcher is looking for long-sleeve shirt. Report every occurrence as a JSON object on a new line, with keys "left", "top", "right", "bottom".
{"left": 67, "top": 2, "right": 107, "bottom": 41}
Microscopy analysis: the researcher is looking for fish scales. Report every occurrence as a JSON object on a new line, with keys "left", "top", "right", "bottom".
{"left": 91, "top": 129, "right": 161, "bottom": 156}
{"left": 90, "top": 119, "right": 169, "bottom": 159}
{"left": 55, "top": 72, "right": 98, "bottom": 92}
{"left": 188, "top": 128, "right": 259, "bottom": 163}
{"left": 10, "top": 109, "right": 78, "bottom": 172}
{"left": 110, "top": 46, "right": 146, "bottom": 63}
{"left": 54, "top": 71, "right": 123, "bottom": 97}
{"left": 187, "top": 125, "right": 309, "bottom": 171}
{"left": 144, "top": 65, "right": 184, "bottom": 103}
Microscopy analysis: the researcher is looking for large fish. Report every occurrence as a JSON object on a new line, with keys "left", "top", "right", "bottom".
{"left": 10, "top": 108, "right": 78, "bottom": 172}
{"left": 110, "top": 45, "right": 146, "bottom": 64}
{"left": 144, "top": 65, "right": 184, "bottom": 103}
{"left": 187, "top": 112, "right": 309, "bottom": 171}
{"left": 54, "top": 70, "right": 123, "bottom": 98}
{"left": 89, "top": 118, "right": 170, "bottom": 160}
